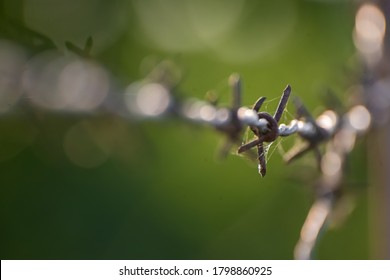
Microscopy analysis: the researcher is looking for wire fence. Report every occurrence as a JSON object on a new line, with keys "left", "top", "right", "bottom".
{"left": 1, "top": 1, "right": 389, "bottom": 259}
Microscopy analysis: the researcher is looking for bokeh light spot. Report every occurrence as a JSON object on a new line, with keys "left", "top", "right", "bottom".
{"left": 23, "top": 52, "right": 109, "bottom": 112}
{"left": 353, "top": 3, "right": 386, "bottom": 64}
{"left": 125, "top": 82, "right": 171, "bottom": 117}
{"left": 348, "top": 105, "right": 371, "bottom": 132}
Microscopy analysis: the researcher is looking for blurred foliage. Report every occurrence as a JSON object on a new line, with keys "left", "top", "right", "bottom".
{"left": 0, "top": 0, "right": 370, "bottom": 259}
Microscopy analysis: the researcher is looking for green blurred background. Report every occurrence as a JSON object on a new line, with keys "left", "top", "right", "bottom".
{"left": 0, "top": 0, "right": 370, "bottom": 259}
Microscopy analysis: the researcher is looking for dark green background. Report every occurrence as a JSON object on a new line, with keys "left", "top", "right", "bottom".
{"left": 1, "top": 0, "right": 370, "bottom": 259}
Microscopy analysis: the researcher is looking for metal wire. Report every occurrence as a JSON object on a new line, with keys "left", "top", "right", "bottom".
{"left": 1, "top": 0, "right": 389, "bottom": 258}
{"left": 0, "top": 41, "right": 375, "bottom": 256}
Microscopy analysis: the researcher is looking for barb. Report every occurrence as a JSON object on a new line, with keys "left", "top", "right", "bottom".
{"left": 283, "top": 99, "right": 336, "bottom": 167}
{"left": 237, "top": 85, "right": 291, "bottom": 176}
{"left": 274, "top": 85, "right": 291, "bottom": 123}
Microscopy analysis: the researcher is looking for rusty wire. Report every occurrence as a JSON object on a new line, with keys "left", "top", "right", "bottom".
{"left": 0, "top": 41, "right": 376, "bottom": 257}
{"left": 0, "top": 0, "right": 388, "bottom": 259}
{"left": 0, "top": 42, "right": 377, "bottom": 258}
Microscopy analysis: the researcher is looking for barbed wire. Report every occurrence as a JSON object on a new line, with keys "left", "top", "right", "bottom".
{"left": 0, "top": 43, "right": 374, "bottom": 258}
{"left": 294, "top": 0, "right": 390, "bottom": 259}
{"left": 0, "top": 0, "right": 389, "bottom": 260}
